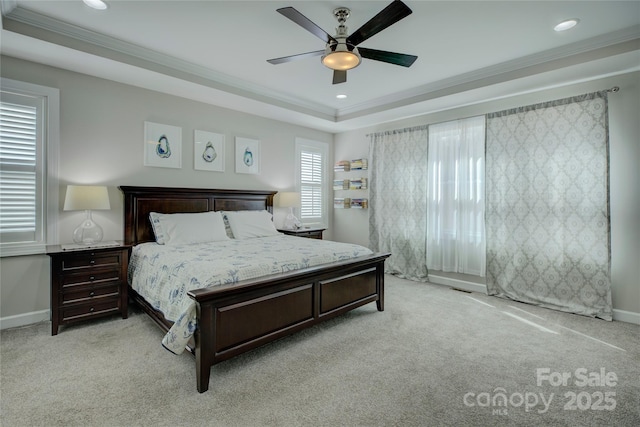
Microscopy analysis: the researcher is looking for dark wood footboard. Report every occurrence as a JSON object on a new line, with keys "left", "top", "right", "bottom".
{"left": 189, "top": 253, "right": 389, "bottom": 393}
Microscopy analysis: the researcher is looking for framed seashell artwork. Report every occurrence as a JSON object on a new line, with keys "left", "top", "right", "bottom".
{"left": 235, "top": 136, "right": 260, "bottom": 175}
{"left": 143, "top": 121, "right": 182, "bottom": 168}
{"left": 194, "top": 130, "right": 225, "bottom": 172}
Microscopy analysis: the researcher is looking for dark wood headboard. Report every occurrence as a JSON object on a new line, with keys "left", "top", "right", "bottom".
{"left": 120, "top": 186, "right": 277, "bottom": 245}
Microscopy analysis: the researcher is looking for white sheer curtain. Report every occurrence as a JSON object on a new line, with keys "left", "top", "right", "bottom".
{"left": 426, "top": 116, "right": 486, "bottom": 276}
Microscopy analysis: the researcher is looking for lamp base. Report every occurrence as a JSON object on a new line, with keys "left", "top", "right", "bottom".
{"left": 72, "top": 210, "right": 104, "bottom": 245}
{"left": 283, "top": 207, "right": 302, "bottom": 230}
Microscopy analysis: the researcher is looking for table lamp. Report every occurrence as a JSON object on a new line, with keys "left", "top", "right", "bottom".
{"left": 277, "top": 192, "right": 302, "bottom": 230}
{"left": 63, "top": 185, "right": 110, "bottom": 244}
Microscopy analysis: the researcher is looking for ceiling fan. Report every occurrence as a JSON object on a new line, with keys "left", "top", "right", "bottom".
{"left": 267, "top": 0, "right": 418, "bottom": 84}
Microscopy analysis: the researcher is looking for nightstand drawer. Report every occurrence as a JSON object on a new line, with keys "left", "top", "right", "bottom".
{"left": 60, "top": 297, "right": 120, "bottom": 322}
{"left": 61, "top": 270, "right": 121, "bottom": 288}
{"left": 61, "top": 284, "right": 120, "bottom": 305}
{"left": 61, "top": 252, "right": 123, "bottom": 271}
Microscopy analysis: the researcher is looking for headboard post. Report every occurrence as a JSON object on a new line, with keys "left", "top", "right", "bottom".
{"left": 120, "top": 186, "right": 277, "bottom": 246}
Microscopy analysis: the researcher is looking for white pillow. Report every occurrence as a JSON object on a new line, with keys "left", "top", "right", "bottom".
{"left": 223, "top": 210, "right": 279, "bottom": 239}
{"left": 148, "top": 211, "right": 229, "bottom": 245}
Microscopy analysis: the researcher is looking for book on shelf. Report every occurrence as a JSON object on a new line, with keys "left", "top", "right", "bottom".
{"left": 334, "top": 160, "right": 351, "bottom": 172}
{"left": 350, "top": 198, "right": 368, "bottom": 209}
{"left": 350, "top": 158, "right": 368, "bottom": 170}
{"left": 334, "top": 197, "right": 351, "bottom": 209}
{"left": 349, "top": 178, "right": 368, "bottom": 190}
{"left": 333, "top": 179, "right": 349, "bottom": 190}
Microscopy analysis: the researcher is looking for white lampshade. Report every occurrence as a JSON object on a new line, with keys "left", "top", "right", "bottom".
{"left": 64, "top": 185, "right": 110, "bottom": 211}
{"left": 277, "top": 192, "right": 301, "bottom": 208}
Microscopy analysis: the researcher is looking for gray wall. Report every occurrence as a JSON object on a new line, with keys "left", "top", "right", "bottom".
{"left": 0, "top": 55, "right": 333, "bottom": 322}
{"left": 334, "top": 71, "right": 640, "bottom": 318}
{"left": 1, "top": 55, "right": 637, "bottom": 325}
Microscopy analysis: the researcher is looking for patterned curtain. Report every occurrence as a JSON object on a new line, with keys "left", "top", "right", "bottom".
{"left": 369, "top": 126, "right": 429, "bottom": 281}
{"left": 485, "top": 92, "right": 612, "bottom": 320}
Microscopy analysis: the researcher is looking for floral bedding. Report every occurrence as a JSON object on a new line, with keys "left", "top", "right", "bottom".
{"left": 128, "top": 234, "right": 373, "bottom": 354}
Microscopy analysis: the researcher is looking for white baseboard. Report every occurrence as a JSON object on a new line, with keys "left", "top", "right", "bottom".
{"left": 612, "top": 309, "right": 640, "bottom": 325}
{"left": 427, "top": 275, "right": 640, "bottom": 326}
{"left": 0, "top": 310, "right": 49, "bottom": 330}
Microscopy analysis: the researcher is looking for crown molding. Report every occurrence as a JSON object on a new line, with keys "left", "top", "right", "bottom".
{"left": 3, "top": 6, "right": 639, "bottom": 127}
{"left": 3, "top": 6, "right": 338, "bottom": 121}
{"left": 337, "top": 25, "right": 640, "bottom": 120}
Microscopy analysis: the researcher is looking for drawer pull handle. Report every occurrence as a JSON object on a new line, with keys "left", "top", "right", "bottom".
{"left": 89, "top": 276, "right": 95, "bottom": 281}
{"left": 90, "top": 307, "right": 95, "bottom": 312}
{"left": 90, "top": 260, "right": 96, "bottom": 265}
{"left": 89, "top": 291, "right": 95, "bottom": 297}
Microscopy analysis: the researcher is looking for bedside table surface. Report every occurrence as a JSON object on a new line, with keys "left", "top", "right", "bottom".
{"left": 47, "top": 240, "right": 130, "bottom": 254}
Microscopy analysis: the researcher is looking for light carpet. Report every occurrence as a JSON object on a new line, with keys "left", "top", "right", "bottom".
{"left": 1, "top": 275, "right": 638, "bottom": 426}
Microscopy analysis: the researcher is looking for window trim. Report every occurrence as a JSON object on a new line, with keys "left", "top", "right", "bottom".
{"left": 1, "top": 78, "right": 59, "bottom": 257}
{"left": 295, "top": 138, "right": 329, "bottom": 229}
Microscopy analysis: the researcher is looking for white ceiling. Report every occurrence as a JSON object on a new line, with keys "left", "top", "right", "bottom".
{"left": 2, "top": 0, "right": 639, "bottom": 132}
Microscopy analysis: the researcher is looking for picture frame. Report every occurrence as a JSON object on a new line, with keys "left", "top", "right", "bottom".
{"left": 194, "top": 130, "right": 225, "bottom": 172}
{"left": 235, "top": 137, "right": 260, "bottom": 174}
{"left": 144, "top": 121, "right": 182, "bottom": 168}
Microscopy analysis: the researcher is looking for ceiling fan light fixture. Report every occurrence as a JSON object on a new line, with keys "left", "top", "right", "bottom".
{"left": 322, "top": 44, "right": 361, "bottom": 71}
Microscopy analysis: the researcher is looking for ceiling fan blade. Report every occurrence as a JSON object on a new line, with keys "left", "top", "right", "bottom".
{"left": 333, "top": 70, "right": 347, "bottom": 85}
{"left": 358, "top": 47, "right": 417, "bottom": 67}
{"left": 267, "top": 50, "right": 324, "bottom": 65}
{"left": 277, "top": 7, "right": 337, "bottom": 44}
{"left": 347, "top": 0, "right": 413, "bottom": 47}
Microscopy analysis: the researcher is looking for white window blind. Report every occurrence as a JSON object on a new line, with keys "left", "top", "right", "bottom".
{"left": 0, "top": 100, "right": 38, "bottom": 242}
{"left": 1, "top": 78, "right": 59, "bottom": 257}
{"left": 295, "top": 138, "right": 328, "bottom": 227}
{"left": 300, "top": 150, "right": 323, "bottom": 219}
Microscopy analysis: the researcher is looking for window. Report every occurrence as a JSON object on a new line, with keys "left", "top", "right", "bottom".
{"left": 426, "top": 115, "right": 486, "bottom": 276}
{"left": 0, "top": 78, "right": 59, "bottom": 257}
{"left": 295, "top": 138, "right": 328, "bottom": 228}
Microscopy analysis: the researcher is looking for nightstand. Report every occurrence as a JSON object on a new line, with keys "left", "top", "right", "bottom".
{"left": 47, "top": 242, "right": 130, "bottom": 335}
{"left": 278, "top": 228, "right": 326, "bottom": 240}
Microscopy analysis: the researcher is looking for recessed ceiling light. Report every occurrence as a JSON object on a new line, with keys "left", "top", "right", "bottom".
{"left": 336, "top": 94, "right": 347, "bottom": 99}
{"left": 83, "top": 0, "right": 108, "bottom": 10}
{"left": 554, "top": 19, "right": 579, "bottom": 32}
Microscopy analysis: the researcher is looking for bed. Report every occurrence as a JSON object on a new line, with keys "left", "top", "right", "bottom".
{"left": 120, "top": 186, "right": 390, "bottom": 393}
